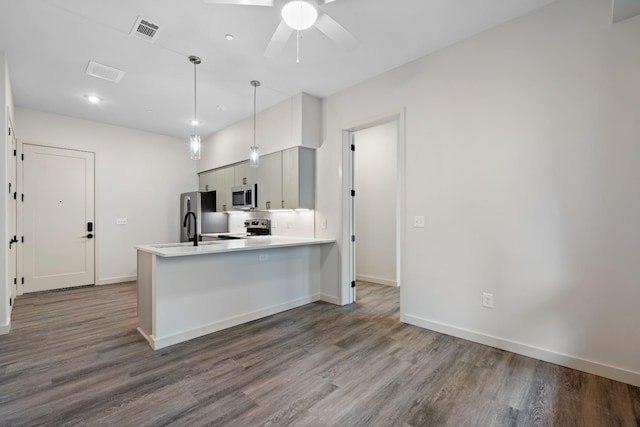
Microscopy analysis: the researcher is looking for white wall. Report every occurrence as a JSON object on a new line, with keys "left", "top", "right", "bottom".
{"left": 14, "top": 108, "right": 198, "bottom": 284}
{"left": 317, "top": 0, "right": 640, "bottom": 386}
{"left": 354, "top": 121, "right": 397, "bottom": 286}
{"left": 198, "top": 93, "right": 321, "bottom": 172}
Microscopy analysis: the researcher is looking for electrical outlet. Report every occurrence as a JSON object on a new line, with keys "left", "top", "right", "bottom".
{"left": 259, "top": 254, "right": 268, "bottom": 262}
{"left": 482, "top": 292, "right": 494, "bottom": 308}
{"left": 413, "top": 216, "right": 425, "bottom": 228}
{"left": 321, "top": 219, "right": 328, "bottom": 229}
{"left": 116, "top": 218, "right": 127, "bottom": 225}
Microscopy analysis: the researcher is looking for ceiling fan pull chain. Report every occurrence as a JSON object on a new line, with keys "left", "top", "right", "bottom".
{"left": 296, "top": 30, "right": 300, "bottom": 63}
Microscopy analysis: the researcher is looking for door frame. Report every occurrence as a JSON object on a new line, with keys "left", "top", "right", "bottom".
{"left": 339, "top": 108, "right": 406, "bottom": 313}
{"left": 17, "top": 141, "right": 97, "bottom": 295}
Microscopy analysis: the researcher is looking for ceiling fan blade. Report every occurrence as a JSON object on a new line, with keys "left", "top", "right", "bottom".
{"left": 264, "top": 20, "right": 294, "bottom": 57}
{"left": 203, "top": 0, "right": 274, "bottom": 6}
{"left": 314, "top": 13, "right": 359, "bottom": 51}
{"left": 318, "top": 0, "right": 340, "bottom": 4}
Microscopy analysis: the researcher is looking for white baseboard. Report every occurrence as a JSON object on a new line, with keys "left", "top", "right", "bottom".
{"left": 0, "top": 321, "right": 10, "bottom": 335}
{"left": 404, "top": 314, "right": 640, "bottom": 387}
{"left": 97, "top": 275, "right": 137, "bottom": 285}
{"left": 356, "top": 275, "right": 398, "bottom": 287}
{"left": 319, "top": 293, "right": 341, "bottom": 305}
{"left": 148, "top": 294, "right": 322, "bottom": 350}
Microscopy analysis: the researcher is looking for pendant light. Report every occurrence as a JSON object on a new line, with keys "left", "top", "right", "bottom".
{"left": 189, "top": 55, "right": 202, "bottom": 160}
{"left": 249, "top": 80, "right": 261, "bottom": 168}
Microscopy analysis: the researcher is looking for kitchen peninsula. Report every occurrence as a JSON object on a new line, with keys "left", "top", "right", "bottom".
{"left": 135, "top": 236, "right": 337, "bottom": 350}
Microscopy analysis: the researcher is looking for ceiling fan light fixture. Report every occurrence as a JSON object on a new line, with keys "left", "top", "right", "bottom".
{"left": 281, "top": 0, "right": 318, "bottom": 30}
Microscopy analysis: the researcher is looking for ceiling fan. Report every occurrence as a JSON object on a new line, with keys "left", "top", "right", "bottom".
{"left": 203, "top": 0, "right": 359, "bottom": 60}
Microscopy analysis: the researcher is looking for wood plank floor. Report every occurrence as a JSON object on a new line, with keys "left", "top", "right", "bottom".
{"left": 1, "top": 282, "right": 638, "bottom": 426}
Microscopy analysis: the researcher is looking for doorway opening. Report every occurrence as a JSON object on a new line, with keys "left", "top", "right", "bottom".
{"left": 341, "top": 110, "right": 405, "bottom": 307}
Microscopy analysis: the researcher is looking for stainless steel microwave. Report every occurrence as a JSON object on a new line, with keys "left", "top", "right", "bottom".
{"left": 232, "top": 184, "right": 256, "bottom": 209}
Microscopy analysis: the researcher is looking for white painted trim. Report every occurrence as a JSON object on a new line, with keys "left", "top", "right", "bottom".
{"left": 148, "top": 294, "right": 322, "bottom": 350}
{"left": 0, "top": 321, "right": 10, "bottom": 335}
{"left": 356, "top": 275, "right": 398, "bottom": 287}
{"left": 404, "top": 314, "right": 640, "bottom": 387}
{"left": 97, "top": 275, "right": 136, "bottom": 285}
{"left": 340, "top": 109, "right": 406, "bottom": 307}
{"left": 318, "top": 293, "right": 341, "bottom": 305}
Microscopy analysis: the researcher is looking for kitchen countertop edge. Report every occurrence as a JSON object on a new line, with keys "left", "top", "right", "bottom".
{"left": 135, "top": 236, "right": 336, "bottom": 258}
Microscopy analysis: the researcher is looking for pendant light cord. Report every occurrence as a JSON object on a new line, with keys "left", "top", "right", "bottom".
{"left": 253, "top": 84, "right": 256, "bottom": 148}
{"left": 193, "top": 61, "right": 197, "bottom": 133}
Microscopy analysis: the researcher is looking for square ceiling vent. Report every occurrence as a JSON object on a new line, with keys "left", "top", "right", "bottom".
{"left": 130, "top": 16, "right": 161, "bottom": 42}
{"left": 85, "top": 61, "right": 125, "bottom": 83}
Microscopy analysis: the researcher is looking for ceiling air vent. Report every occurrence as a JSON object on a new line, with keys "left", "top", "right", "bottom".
{"left": 130, "top": 16, "right": 161, "bottom": 42}
{"left": 85, "top": 61, "right": 125, "bottom": 83}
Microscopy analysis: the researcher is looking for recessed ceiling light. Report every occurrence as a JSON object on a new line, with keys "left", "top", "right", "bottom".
{"left": 224, "top": 34, "right": 234, "bottom": 41}
{"left": 86, "top": 95, "right": 101, "bottom": 104}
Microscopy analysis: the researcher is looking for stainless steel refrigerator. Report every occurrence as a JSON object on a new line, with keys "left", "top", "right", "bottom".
{"left": 180, "top": 191, "right": 228, "bottom": 242}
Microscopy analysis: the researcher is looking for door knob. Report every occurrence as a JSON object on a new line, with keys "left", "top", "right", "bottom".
{"left": 83, "top": 233, "right": 94, "bottom": 239}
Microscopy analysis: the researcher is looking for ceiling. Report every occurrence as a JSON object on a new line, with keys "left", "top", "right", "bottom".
{"left": 0, "top": 0, "right": 559, "bottom": 140}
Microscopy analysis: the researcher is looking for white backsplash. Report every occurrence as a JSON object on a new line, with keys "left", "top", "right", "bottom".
{"left": 228, "top": 210, "right": 315, "bottom": 238}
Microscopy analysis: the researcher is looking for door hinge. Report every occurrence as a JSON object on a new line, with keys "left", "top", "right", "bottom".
{"left": 9, "top": 298, "right": 11, "bottom": 307}
{"left": 21, "top": 236, "right": 24, "bottom": 243}
{"left": 350, "top": 144, "right": 355, "bottom": 151}
{"left": 13, "top": 278, "right": 17, "bottom": 285}
{"left": 351, "top": 235, "right": 356, "bottom": 242}
{"left": 21, "top": 277, "right": 24, "bottom": 285}
{"left": 21, "top": 194, "right": 24, "bottom": 202}
{"left": 8, "top": 183, "right": 11, "bottom": 194}
{"left": 13, "top": 192, "right": 16, "bottom": 200}
{"left": 351, "top": 280, "right": 356, "bottom": 288}
{"left": 13, "top": 149, "right": 16, "bottom": 157}
{"left": 351, "top": 190, "right": 355, "bottom": 197}
{"left": 21, "top": 153, "right": 24, "bottom": 161}
{"left": 8, "top": 127, "right": 10, "bottom": 136}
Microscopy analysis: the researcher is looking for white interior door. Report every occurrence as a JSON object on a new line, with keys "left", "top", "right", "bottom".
{"left": 22, "top": 144, "right": 95, "bottom": 293}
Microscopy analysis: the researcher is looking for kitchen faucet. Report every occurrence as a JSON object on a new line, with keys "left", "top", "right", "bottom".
{"left": 183, "top": 211, "right": 199, "bottom": 246}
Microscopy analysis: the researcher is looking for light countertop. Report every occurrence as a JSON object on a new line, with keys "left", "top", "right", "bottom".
{"left": 135, "top": 236, "right": 335, "bottom": 258}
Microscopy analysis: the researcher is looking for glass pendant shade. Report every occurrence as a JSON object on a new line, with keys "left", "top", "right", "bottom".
{"left": 190, "top": 134, "right": 201, "bottom": 160}
{"left": 188, "top": 55, "right": 201, "bottom": 160}
{"left": 249, "top": 145, "right": 259, "bottom": 168}
{"left": 281, "top": 0, "right": 318, "bottom": 30}
{"left": 249, "top": 80, "right": 261, "bottom": 168}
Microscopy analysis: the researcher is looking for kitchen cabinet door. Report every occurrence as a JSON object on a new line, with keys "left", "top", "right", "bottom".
{"left": 199, "top": 169, "right": 216, "bottom": 192}
{"left": 234, "top": 161, "right": 257, "bottom": 187}
{"left": 282, "top": 147, "right": 315, "bottom": 209}
{"left": 257, "top": 152, "right": 282, "bottom": 210}
{"left": 219, "top": 166, "right": 235, "bottom": 211}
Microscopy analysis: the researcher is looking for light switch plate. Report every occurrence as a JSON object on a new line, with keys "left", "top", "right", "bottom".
{"left": 116, "top": 218, "right": 127, "bottom": 225}
{"left": 413, "top": 216, "right": 425, "bottom": 228}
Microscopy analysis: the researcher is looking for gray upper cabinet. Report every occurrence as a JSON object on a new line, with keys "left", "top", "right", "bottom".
{"left": 218, "top": 167, "right": 235, "bottom": 211}
{"left": 282, "top": 147, "right": 314, "bottom": 210}
{"left": 199, "top": 146, "right": 314, "bottom": 211}
{"left": 199, "top": 169, "right": 216, "bottom": 192}
{"left": 234, "top": 161, "right": 257, "bottom": 187}
{"left": 257, "top": 152, "right": 283, "bottom": 210}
